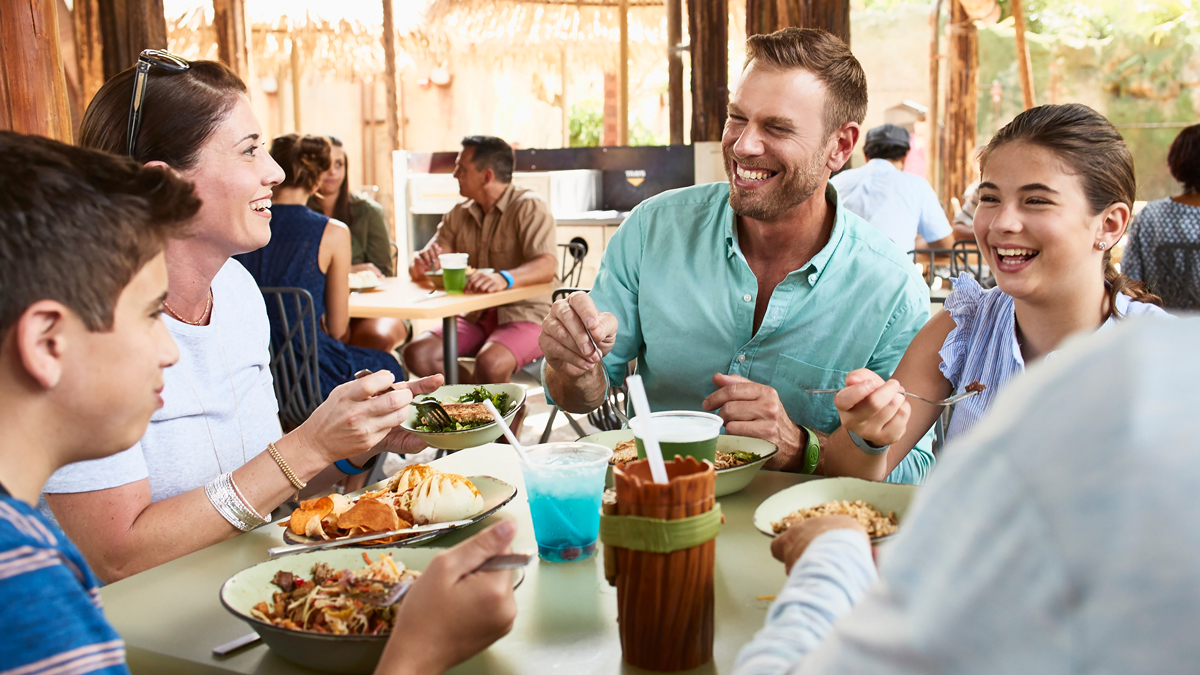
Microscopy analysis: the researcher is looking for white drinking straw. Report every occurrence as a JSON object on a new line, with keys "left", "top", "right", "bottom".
{"left": 482, "top": 399, "right": 531, "bottom": 464}
{"left": 626, "top": 375, "right": 669, "bottom": 484}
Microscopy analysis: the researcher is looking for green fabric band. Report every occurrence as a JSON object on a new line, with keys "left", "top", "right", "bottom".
{"left": 599, "top": 504, "right": 722, "bottom": 554}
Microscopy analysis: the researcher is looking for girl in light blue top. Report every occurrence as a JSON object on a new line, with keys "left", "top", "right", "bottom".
{"left": 828, "top": 103, "right": 1166, "bottom": 461}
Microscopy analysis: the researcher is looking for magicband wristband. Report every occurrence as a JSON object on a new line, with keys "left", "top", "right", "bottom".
{"left": 847, "top": 430, "right": 890, "bottom": 456}
{"left": 335, "top": 454, "right": 378, "bottom": 476}
{"left": 800, "top": 426, "right": 821, "bottom": 474}
{"left": 498, "top": 270, "right": 515, "bottom": 288}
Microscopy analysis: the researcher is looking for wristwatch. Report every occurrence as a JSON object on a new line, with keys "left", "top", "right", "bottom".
{"left": 799, "top": 426, "right": 820, "bottom": 474}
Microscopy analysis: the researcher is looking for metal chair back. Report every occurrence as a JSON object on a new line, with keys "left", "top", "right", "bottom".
{"left": 908, "top": 248, "right": 954, "bottom": 286}
{"left": 559, "top": 239, "right": 588, "bottom": 288}
{"left": 950, "top": 240, "right": 985, "bottom": 282}
{"left": 1152, "top": 242, "right": 1200, "bottom": 311}
{"left": 260, "top": 287, "right": 323, "bottom": 431}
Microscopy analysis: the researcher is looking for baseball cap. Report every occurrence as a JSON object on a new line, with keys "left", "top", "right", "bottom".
{"left": 865, "top": 123, "right": 910, "bottom": 149}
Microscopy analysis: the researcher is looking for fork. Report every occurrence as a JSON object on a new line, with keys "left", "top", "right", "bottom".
{"left": 414, "top": 399, "right": 455, "bottom": 429}
{"left": 805, "top": 388, "right": 982, "bottom": 407}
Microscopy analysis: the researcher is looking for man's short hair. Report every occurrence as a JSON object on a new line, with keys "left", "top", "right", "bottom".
{"left": 743, "top": 27, "right": 868, "bottom": 137}
{"left": 1168, "top": 124, "right": 1200, "bottom": 194}
{"left": 863, "top": 142, "right": 909, "bottom": 162}
{"left": 0, "top": 131, "right": 199, "bottom": 337}
{"left": 461, "top": 135, "right": 515, "bottom": 184}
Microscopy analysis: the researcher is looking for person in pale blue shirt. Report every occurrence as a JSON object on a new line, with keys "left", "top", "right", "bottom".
{"left": 831, "top": 123, "right": 955, "bottom": 254}
{"left": 735, "top": 315, "right": 1194, "bottom": 674}
{"left": 539, "top": 28, "right": 934, "bottom": 485}
{"left": 826, "top": 104, "right": 1165, "bottom": 470}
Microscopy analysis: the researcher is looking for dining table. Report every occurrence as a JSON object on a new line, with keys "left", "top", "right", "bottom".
{"left": 101, "top": 445, "right": 824, "bottom": 674}
{"left": 348, "top": 278, "right": 556, "bottom": 384}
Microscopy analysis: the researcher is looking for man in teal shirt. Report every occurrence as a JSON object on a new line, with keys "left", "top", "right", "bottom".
{"left": 540, "top": 28, "right": 933, "bottom": 484}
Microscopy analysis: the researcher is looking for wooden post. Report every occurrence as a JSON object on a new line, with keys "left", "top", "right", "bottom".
{"left": 688, "top": 0, "right": 728, "bottom": 142}
{"left": 618, "top": 0, "right": 629, "bottom": 146}
{"left": 73, "top": 0, "right": 104, "bottom": 107}
{"left": 213, "top": 0, "right": 252, "bottom": 82}
{"left": 561, "top": 45, "right": 571, "bottom": 147}
{"left": 746, "top": 0, "right": 850, "bottom": 45}
{"left": 666, "top": 0, "right": 683, "bottom": 145}
{"left": 381, "top": 0, "right": 401, "bottom": 151}
{"left": 928, "top": 0, "right": 943, "bottom": 191}
{"left": 1011, "top": 0, "right": 1035, "bottom": 109}
{"left": 0, "top": 0, "right": 74, "bottom": 141}
{"left": 96, "top": 0, "right": 168, "bottom": 79}
{"left": 289, "top": 33, "right": 302, "bottom": 132}
{"left": 941, "top": 0, "right": 978, "bottom": 214}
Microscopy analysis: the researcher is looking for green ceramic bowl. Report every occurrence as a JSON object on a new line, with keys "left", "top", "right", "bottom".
{"left": 400, "top": 383, "right": 526, "bottom": 450}
{"left": 581, "top": 430, "right": 778, "bottom": 498}
{"left": 220, "top": 547, "right": 524, "bottom": 674}
{"left": 752, "top": 476, "right": 918, "bottom": 541}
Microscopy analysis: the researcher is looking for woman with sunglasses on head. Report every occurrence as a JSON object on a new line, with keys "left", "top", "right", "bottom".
{"left": 40, "top": 55, "right": 441, "bottom": 583}
{"left": 235, "top": 133, "right": 404, "bottom": 398}
{"left": 308, "top": 135, "right": 411, "bottom": 353}
{"left": 815, "top": 104, "right": 1167, "bottom": 480}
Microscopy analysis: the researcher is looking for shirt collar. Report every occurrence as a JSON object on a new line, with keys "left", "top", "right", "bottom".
{"left": 467, "top": 183, "right": 517, "bottom": 224}
{"left": 724, "top": 183, "right": 849, "bottom": 280}
{"left": 867, "top": 157, "right": 898, "bottom": 172}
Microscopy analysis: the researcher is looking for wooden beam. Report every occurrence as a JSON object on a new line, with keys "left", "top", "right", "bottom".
{"left": 213, "top": 0, "right": 252, "bottom": 82}
{"left": 1010, "top": 0, "right": 1035, "bottom": 109}
{"left": 0, "top": 0, "right": 74, "bottom": 141}
{"left": 289, "top": 34, "right": 301, "bottom": 131}
{"left": 618, "top": 0, "right": 629, "bottom": 145}
{"left": 72, "top": 0, "right": 104, "bottom": 107}
{"left": 941, "top": 0, "right": 978, "bottom": 214}
{"left": 688, "top": 0, "right": 727, "bottom": 142}
{"left": 96, "top": 0, "right": 168, "bottom": 79}
{"left": 381, "top": 0, "right": 401, "bottom": 150}
{"left": 666, "top": 0, "right": 683, "bottom": 144}
{"left": 746, "top": 0, "right": 850, "bottom": 45}
{"left": 928, "top": 0, "right": 943, "bottom": 193}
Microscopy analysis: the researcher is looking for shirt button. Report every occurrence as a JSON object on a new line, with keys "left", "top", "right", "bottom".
{"left": 742, "top": 294, "right": 752, "bottom": 302}
{"left": 737, "top": 354, "right": 746, "bottom": 363}
{"left": 808, "top": 275, "right": 817, "bottom": 283}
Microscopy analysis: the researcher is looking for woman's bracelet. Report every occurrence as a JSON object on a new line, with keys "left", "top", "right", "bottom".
{"left": 268, "top": 441, "right": 307, "bottom": 501}
{"left": 335, "top": 454, "right": 379, "bottom": 476}
{"left": 205, "top": 472, "right": 269, "bottom": 532}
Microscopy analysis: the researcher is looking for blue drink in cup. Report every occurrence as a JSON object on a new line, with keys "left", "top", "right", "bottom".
{"left": 521, "top": 442, "right": 613, "bottom": 562}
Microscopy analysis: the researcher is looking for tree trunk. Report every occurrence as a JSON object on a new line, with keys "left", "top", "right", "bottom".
{"left": 688, "top": 0, "right": 727, "bottom": 142}
{"left": 941, "top": 0, "right": 978, "bottom": 214}
{"left": 73, "top": 0, "right": 105, "bottom": 107}
{"left": 1010, "top": 0, "right": 1035, "bottom": 109}
{"left": 666, "top": 0, "right": 683, "bottom": 145}
{"left": 213, "top": 0, "right": 251, "bottom": 82}
{"left": 0, "top": 0, "right": 74, "bottom": 141}
{"left": 745, "top": 0, "right": 850, "bottom": 46}
{"left": 96, "top": 0, "right": 168, "bottom": 79}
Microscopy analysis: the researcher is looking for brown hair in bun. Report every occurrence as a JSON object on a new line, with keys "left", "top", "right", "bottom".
{"left": 270, "top": 134, "right": 332, "bottom": 193}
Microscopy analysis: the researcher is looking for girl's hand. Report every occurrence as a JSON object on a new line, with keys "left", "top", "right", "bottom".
{"left": 834, "top": 369, "right": 911, "bottom": 448}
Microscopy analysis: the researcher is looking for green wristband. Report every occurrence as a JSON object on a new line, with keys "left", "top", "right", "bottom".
{"left": 800, "top": 426, "right": 820, "bottom": 474}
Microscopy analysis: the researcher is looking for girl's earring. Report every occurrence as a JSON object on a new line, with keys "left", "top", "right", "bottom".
{"left": 1096, "top": 241, "right": 1107, "bottom": 251}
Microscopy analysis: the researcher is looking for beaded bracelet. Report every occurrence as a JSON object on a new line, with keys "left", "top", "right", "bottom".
{"left": 205, "top": 473, "right": 268, "bottom": 532}
{"left": 268, "top": 441, "right": 307, "bottom": 501}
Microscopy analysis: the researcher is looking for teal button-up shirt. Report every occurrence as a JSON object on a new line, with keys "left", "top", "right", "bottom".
{"left": 590, "top": 181, "right": 934, "bottom": 484}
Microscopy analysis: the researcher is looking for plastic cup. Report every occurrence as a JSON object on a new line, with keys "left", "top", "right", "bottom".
{"left": 438, "top": 253, "right": 469, "bottom": 293}
{"left": 521, "top": 442, "right": 613, "bottom": 562}
{"left": 628, "top": 411, "right": 724, "bottom": 465}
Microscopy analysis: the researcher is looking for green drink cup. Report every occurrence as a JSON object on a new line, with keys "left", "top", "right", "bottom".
{"left": 439, "top": 253, "right": 469, "bottom": 294}
{"left": 627, "top": 411, "right": 724, "bottom": 465}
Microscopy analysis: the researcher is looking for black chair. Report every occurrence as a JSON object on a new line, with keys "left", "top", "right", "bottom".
{"left": 559, "top": 239, "right": 588, "bottom": 287}
{"left": 908, "top": 248, "right": 954, "bottom": 285}
{"left": 261, "top": 287, "right": 323, "bottom": 432}
{"left": 1152, "top": 242, "right": 1200, "bottom": 311}
{"left": 950, "top": 240, "right": 985, "bottom": 283}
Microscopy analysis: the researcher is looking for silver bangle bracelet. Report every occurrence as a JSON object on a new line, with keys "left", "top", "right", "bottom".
{"left": 228, "top": 473, "right": 270, "bottom": 524}
{"left": 205, "top": 473, "right": 268, "bottom": 531}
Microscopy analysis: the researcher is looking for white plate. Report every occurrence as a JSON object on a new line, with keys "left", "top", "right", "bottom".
{"left": 281, "top": 475, "right": 517, "bottom": 548}
{"left": 348, "top": 272, "right": 382, "bottom": 291}
{"left": 752, "top": 477, "right": 918, "bottom": 540}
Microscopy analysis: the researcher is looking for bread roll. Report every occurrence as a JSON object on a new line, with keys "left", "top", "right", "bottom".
{"left": 408, "top": 472, "right": 484, "bottom": 525}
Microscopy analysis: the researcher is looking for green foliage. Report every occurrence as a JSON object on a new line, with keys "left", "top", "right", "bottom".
{"left": 630, "top": 116, "right": 667, "bottom": 147}
{"left": 569, "top": 101, "right": 602, "bottom": 148}
{"left": 996, "top": 0, "right": 1197, "bottom": 39}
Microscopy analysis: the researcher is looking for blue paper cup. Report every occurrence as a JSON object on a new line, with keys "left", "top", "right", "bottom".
{"left": 521, "top": 442, "right": 613, "bottom": 562}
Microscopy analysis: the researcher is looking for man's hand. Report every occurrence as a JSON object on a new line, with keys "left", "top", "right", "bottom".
{"left": 409, "top": 242, "right": 445, "bottom": 281}
{"left": 834, "top": 369, "right": 910, "bottom": 448}
{"left": 352, "top": 262, "right": 386, "bottom": 279}
{"left": 771, "top": 515, "right": 868, "bottom": 574}
{"left": 703, "top": 373, "right": 801, "bottom": 470}
{"left": 377, "top": 521, "right": 519, "bottom": 675}
{"left": 372, "top": 374, "right": 444, "bottom": 455}
{"left": 539, "top": 292, "right": 618, "bottom": 378}
{"left": 466, "top": 271, "right": 507, "bottom": 294}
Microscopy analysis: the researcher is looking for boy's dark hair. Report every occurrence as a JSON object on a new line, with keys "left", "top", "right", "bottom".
{"left": 461, "top": 135, "right": 515, "bottom": 183}
{"left": 0, "top": 131, "right": 199, "bottom": 337}
{"left": 862, "top": 142, "right": 909, "bottom": 162}
{"left": 1167, "top": 124, "right": 1200, "bottom": 194}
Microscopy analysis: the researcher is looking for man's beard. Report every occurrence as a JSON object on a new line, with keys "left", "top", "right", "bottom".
{"left": 724, "top": 145, "right": 827, "bottom": 221}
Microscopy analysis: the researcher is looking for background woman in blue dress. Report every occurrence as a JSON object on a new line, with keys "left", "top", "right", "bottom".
{"left": 236, "top": 134, "right": 404, "bottom": 398}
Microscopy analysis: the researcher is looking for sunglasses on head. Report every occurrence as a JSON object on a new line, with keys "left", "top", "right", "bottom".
{"left": 126, "top": 49, "right": 190, "bottom": 157}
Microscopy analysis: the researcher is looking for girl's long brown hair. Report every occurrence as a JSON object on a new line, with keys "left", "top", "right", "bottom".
{"left": 307, "top": 136, "right": 354, "bottom": 227}
{"left": 980, "top": 103, "right": 1161, "bottom": 315}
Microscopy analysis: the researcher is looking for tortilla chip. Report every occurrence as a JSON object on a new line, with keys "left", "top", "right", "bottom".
{"left": 336, "top": 498, "right": 400, "bottom": 534}
{"left": 289, "top": 496, "right": 334, "bottom": 535}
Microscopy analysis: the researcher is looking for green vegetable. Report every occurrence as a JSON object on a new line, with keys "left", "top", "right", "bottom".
{"left": 725, "top": 450, "right": 758, "bottom": 464}
{"left": 456, "top": 387, "right": 512, "bottom": 415}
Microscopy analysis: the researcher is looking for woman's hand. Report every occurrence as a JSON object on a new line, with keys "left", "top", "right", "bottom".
{"left": 291, "top": 370, "right": 417, "bottom": 464}
{"left": 834, "top": 369, "right": 911, "bottom": 448}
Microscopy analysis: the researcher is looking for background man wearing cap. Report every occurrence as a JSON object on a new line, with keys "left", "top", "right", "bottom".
{"left": 831, "top": 123, "right": 955, "bottom": 254}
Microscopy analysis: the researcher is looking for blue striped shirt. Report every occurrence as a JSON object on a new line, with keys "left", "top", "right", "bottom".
{"left": 0, "top": 490, "right": 127, "bottom": 675}
{"left": 937, "top": 274, "right": 1167, "bottom": 441}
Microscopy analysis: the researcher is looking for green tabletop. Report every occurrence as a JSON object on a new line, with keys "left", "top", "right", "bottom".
{"left": 101, "top": 446, "right": 819, "bottom": 674}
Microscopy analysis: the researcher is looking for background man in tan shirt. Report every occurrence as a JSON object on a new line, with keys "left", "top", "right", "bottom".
{"left": 405, "top": 135, "right": 557, "bottom": 385}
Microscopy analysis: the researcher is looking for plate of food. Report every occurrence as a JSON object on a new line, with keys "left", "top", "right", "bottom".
{"left": 580, "top": 430, "right": 777, "bottom": 497}
{"left": 220, "top": 546, "right": 524, "bottom": 674}
{"left": 423, "top": 267, "right": 477, "bottom": 290}
{"left": 281, "top": 464, "right": 517, "bottom": 548}
{"left": 753, "top": 477, "right": 918, "bottom": 541}
{"left": 400, "top": 383, "right": 526, "bottom": 450}
{"left": 348, "top": 270, "right": 382, "bottom": 291}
